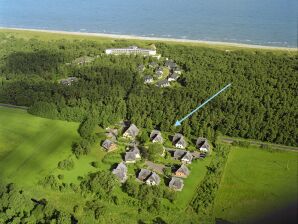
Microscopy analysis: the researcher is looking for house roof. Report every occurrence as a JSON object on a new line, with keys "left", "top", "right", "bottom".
{"left": 147, "top": 172, "right": 161, "bottom": 185}
{"left": 125, "top": 152, "right": 136, "bottom": 162}
{"left": 173, "top": 149, "right": 187, "bottom": 159}
{"left": 113, "top": 163, "right": 126, "bottom": 182}
{"left": 196, "top": 137, "right": 210, "bottom": 150}
{"left": 169, "top": 177, "right": 184, "bottom": 190}
{"left": 123, "top": 124, "right": 139, "bottom": 137}
{"left": 172, "top": 133, "right": 184, "bottom": 143}
{"left": 150, "top": 130, "right": 163, "bottom": 142}
{"left": 176, "top": 164, "right": 190, "bottom": 176}
{"left": 144, "top": 75, "right": 153, "bottom": 81}
{"left": 112, "top": 162, "right": 128, "bottom": 182}
{"left": 102, "top": 139, "right": 115, "bottom": 150}
{"left": 152, "top": 135, "right": 163, "bottom": 143}
{"left": 173, "top": 67, "right": 182, "bottom": 72}
{"left": 137, "top": 64, "right": 145, "bottom": 70}
{"left": 129, "top": 146, "right": 140, "bottom": 155}
{"left": 156, "top": 67, "right": 163, "bottom": 72}
{"left": 106, "top": 128, "right": 118, "bottom": 139}
{"left": 149, "top": 61, "right": 158, "bottom": 67}
{"left": 165, "top": 60, "right": 177, "bottom": 68}
{"left": 114, "top": 162, "right": 127, "bottom": 173}
{"left": 176, "top": 138, "right": 187, "bottom": 147}
{"left": 181, "top": 152, "right": 193, "bottom": 162}
{"left": 169, "top": 72, "right": 179, "bottom": 80}
{"left": 60, "top": 77, "right": 78, "bottom": 85}
{"left": 72, "top": 56, "right": 94, "bottom": 64}
{"left": 138, "top": 169, "right": 152, "bottom": 181}
{"left": 157, "top": 79, "right": 170, "bottom": 87}
{"left": 150, "top": 130, "right": 161, "bottom": 139}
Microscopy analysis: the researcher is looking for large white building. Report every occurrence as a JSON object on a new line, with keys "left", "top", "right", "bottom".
{"left": 105, "top": 46, "right": 156, "bottom": 56}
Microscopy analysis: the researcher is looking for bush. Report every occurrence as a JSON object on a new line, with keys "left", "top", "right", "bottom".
{"left": 91, "top": 161, "right": 100, "bottom": 168}
{"left": 40, "top": 175, "right": 60, "bottom": 190}
{"left": 58, "top": 158, "right": 75, "bottom": 170}
{"left": 58, "top": 174, "right": 64, "bottom": 180}
{"left": 72, "top": 139, "right": 91, "bottom": 158}
{"left": 78, "top": 117, "right": 97, "bottom": 138}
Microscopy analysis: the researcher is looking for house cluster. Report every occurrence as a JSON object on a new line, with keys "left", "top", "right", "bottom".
{"left": 141, "top": 59, "right": 183, "bottom": 88}
{"left": 72, "top": 56, "right": 95, "bottom": 65}
{"left": 101, "top": 123, "right": 210, "bottom": 192}
{"left": 60, "top": 77, "right": 78, "bottom": 86}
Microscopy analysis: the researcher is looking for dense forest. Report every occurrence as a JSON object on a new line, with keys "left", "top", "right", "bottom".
{"left": 0, "top": 33, "right": 297, "bottom": 146}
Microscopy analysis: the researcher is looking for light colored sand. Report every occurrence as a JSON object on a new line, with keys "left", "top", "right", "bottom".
{"left": 0, "top": 27, "right": 297, "bottom": 51}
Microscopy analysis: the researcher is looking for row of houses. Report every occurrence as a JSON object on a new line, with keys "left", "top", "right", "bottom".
{"left": 102, "top": 124, "right": 210, "bottom": 153}
{"left": 112, "top": 162, "right": 188, "bottom": 191}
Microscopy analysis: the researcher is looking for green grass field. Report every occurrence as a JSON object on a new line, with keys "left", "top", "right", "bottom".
{"left": 214, "top": 146, "right": 298, "bottom": 223}
{"left": 0, "top": 106, "right": 80, "bottom": 186}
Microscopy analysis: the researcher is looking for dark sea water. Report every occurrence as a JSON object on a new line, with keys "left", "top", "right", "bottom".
{"left": 0, "top": 0, "right": 297, "bottom": 47}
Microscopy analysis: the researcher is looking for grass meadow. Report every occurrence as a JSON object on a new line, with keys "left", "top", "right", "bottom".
{"left": 214, "top": 146, "right": 298, "bottom": 223}
{"left": 0, "top": 106, "right": 80, "bottom": 186}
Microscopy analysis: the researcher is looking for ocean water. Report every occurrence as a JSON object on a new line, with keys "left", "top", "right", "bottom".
{"left": 0, "top": 0, "right": 297, "bottom": 47}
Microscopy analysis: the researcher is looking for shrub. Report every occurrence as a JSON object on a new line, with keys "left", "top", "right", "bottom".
{"left": 78, "top": 117, "right": 97, "bottom": 138}
{"left": 91, "top": 161, "right": 100, "bottom": 168}
{"left": 72, "top": 139, "right": 91, "bottom": 158}
{"left": 58, "top": 158, "right": 75, "bottom": 170}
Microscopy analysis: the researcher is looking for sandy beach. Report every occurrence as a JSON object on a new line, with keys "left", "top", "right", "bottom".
{"left": 0, "top": 27, "right": 296, "bottom": 51}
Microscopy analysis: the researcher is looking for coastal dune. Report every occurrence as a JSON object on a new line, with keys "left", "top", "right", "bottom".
{"left": 1, "top": 27, "right": 296, "bottom": 51}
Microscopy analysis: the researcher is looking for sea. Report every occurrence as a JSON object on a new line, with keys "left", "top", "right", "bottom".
{"left": 0, "top": 0, "right": 297, "bottom": 47}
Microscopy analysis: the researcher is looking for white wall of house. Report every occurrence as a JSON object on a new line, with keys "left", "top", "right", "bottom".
{"left": 200, "top": 147, "right": 208, "bottom": 152}
{"left": 175, "top": 143, "right": 185, "bottom": 149}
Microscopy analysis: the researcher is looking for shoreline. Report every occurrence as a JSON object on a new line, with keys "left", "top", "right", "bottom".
{"left": 0, "top": 27, "right": 297, "bottom": 51}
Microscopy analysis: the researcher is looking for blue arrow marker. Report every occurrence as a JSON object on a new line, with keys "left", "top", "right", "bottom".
{"left": 174, "top": 83, "right": 232, "bottom": 126}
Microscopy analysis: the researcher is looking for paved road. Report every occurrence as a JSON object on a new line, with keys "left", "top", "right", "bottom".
{"left": 220, "top": 137, "right": 298, "bottom": 151}
{"left": 0, "top": 103, "right": 28, "bottom": 110}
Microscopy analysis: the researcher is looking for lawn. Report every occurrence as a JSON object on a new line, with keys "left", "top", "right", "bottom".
{"left": 0, "top": 106, "right": 80, "bottom": 186}
{"left": 213, "top": 146, "right": 298, "bottom": 223}
{"left": 174, "top": 155, "right": 213, "bottom": 209}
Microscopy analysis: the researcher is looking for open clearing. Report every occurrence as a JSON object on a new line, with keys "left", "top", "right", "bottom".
{"left": 214, "top": 146, "right": 298, "bottom": 223}
{"left": 0, "top": 106, "right": 80, "bottom": 186}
